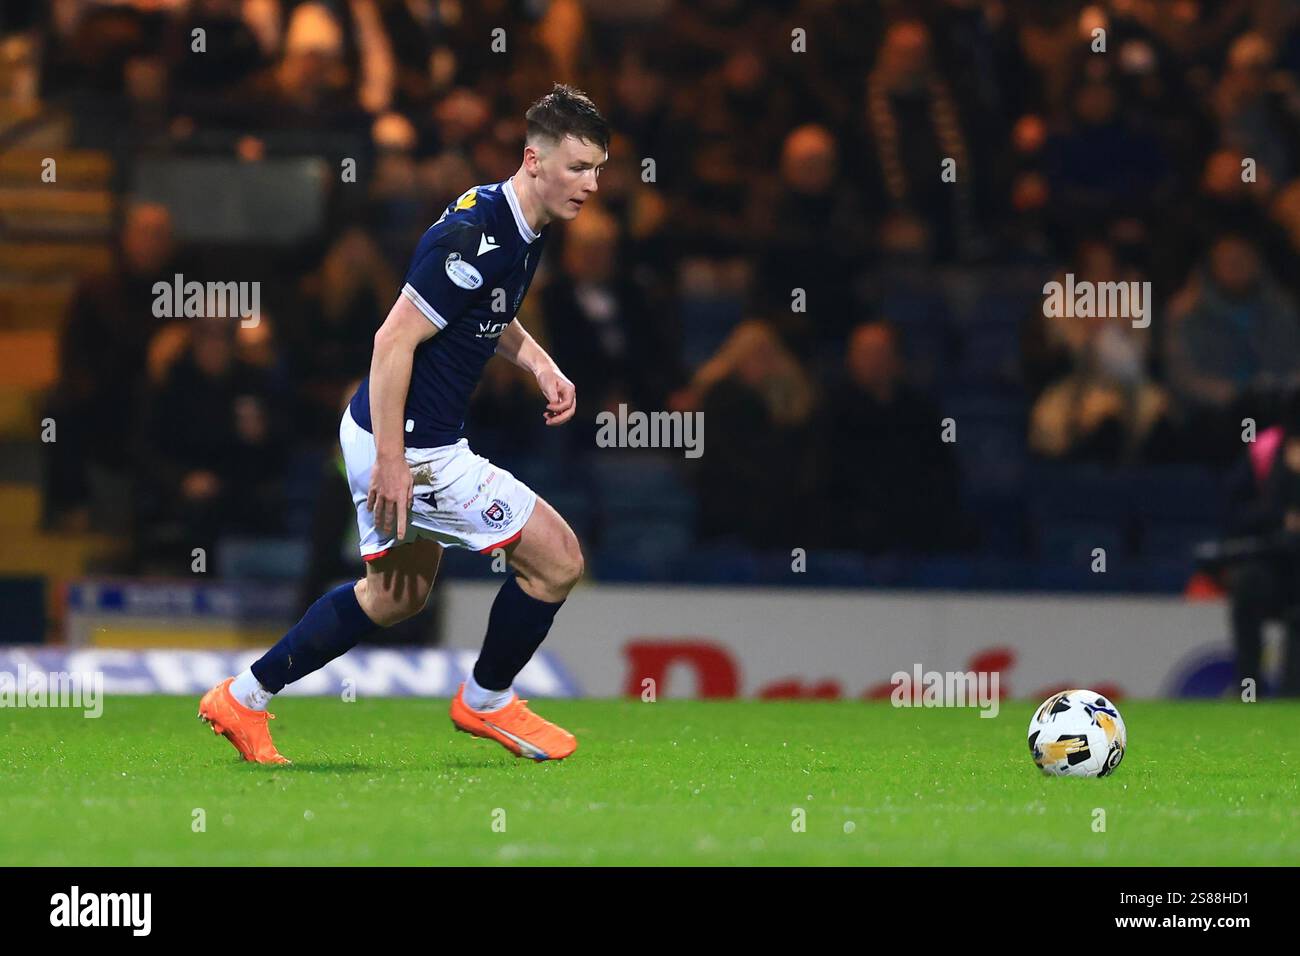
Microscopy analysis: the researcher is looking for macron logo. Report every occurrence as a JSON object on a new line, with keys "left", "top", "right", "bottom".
{"left": 50, "top": 886, "right": 152, "bottom": 936}
{"left": 477, "top": 234, "right": 500, "bottom": 256}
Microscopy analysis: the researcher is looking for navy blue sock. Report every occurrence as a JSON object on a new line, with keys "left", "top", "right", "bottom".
{"left": 251, "top": 583, "right": 379, "bottom": 693}
{"left": 472, "top": 573, "right": 565, "bottom": 691}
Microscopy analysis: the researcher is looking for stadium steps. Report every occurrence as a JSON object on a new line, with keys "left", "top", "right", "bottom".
{"left": 0, "top": 149, "right": 113, "bottom": 189}
{"left": 0, "top": 526, "right": 126, "bottom": 577}
{"left": 0, "top": 328, "right": 58, "bottom": 390}
{"left": 0, "top": 389, "right": 44, "bottom": 441}
{"left": 0, "top": 103, "right": 69, "bottom": 151}
{"left": 0, "top": 240, "right": 112, "bottom": 280}
{"left": 0, "top": 186, "right": 114, "bottom": 237}
{"left": 0, "top": 279, "right": 74, "bottom": 331}
{"left": 0, "top": 482, "right": 127, "bottom": 575}
{"left": 0, "top": 482, "right": 40, "bottom": 530}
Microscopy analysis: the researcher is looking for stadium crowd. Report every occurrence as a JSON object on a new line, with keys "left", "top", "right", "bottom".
{"left": 11, "top": 0, "right": 1300, "bottom": 586}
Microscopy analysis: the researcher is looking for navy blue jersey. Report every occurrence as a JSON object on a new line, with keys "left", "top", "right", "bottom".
{"left": 349, "top": 177, "right": 547, "bottom": 447}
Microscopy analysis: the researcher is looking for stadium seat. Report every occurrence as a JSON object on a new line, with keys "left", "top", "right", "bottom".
{"left": 671, "top": 547, "right": 760, "bottom": 584}
{"left": 1141, "top": 522, "right": 1219, "bottom": 561}
{"left": 591, "top": 452, "right": 696, "bottom": 524}
{"left": 216, "top": 537, "right": 309, "bottom": 581}
{"left": 1038, "top": 518, "right": 1126, "bottom": 564}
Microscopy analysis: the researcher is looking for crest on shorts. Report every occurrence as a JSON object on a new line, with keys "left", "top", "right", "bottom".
{"left": 481, "top": 498, "right": 513, "bottom": 531}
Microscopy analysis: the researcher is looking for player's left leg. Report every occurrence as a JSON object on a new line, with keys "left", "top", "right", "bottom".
{"left": 450, "top": 497, "right": 583, "bottom": 760}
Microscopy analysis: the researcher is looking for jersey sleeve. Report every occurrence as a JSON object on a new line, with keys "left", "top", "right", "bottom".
{"left": 401, "top": 223, "right": 509, "bottom": 330}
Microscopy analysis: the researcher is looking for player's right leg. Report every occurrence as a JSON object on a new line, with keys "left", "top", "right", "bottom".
{"left": 198, "top": 540, "right": 441, "bottom": 764}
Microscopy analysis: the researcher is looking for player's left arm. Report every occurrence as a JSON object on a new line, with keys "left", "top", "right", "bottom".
{"left": 496, "top": 319, "right": 576, "bottom": 426}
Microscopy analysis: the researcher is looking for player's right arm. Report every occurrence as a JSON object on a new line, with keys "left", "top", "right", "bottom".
{"left": 366, "top": 221, "right": 504, "bottom": 539}
{"left": 366, "top": 294, "right": 438, "bottom": 541}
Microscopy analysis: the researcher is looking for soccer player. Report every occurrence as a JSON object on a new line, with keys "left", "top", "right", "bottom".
{"left": 199, "top": 84, "right": 608, "bottom": 763}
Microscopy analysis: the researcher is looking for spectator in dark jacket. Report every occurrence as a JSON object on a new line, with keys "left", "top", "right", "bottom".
{"left": 136, "top": 317, "right": 287, "bottom": 572}
{"left": 824, "top": 320, "right": 962, "bottom": 553}
{"left": 43, "top": 201, "right": 178, "bottom": 534}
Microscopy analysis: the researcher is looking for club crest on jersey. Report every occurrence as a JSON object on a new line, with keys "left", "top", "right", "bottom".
{"left": 445, "top": 252, "right": 483, "bottom": 290}
{"left": 481, "top": 498, "right": 513, "bottom": 531}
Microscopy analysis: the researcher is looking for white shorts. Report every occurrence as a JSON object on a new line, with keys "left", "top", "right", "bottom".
{"left": 339, "top": 406, "right": 538, "bottom": 561}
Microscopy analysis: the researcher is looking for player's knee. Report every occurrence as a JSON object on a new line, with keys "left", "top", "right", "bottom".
{"left": 358, "top": 577, "right": 432, "bottom": 627}
{"left": 549, "top": 535, "right": 584, "bottom": 593}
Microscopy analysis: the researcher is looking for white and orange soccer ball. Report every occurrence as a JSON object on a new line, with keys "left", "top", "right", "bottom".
{"left": 1027, "top": 689, "right": 1127, "bottom": 777}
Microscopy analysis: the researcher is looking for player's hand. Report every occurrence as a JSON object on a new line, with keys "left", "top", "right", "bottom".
{"left": 367, "top": 453, "right": 414, "bottom": 541}
{"left": 536, "top": 365, "right": 576, "bottom": 426}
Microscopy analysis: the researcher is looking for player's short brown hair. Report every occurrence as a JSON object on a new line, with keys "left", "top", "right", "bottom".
{"left": 525, "top": 83, "right": 610, "bottom": 152}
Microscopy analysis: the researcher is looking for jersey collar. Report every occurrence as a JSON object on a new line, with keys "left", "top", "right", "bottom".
{"left": 502, "top": 177, "right": 541, "bottom": 244}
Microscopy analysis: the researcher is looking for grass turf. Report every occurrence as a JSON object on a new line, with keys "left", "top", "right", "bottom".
{"left": 2, "top": 697, "right": 1298, "bottom": 866}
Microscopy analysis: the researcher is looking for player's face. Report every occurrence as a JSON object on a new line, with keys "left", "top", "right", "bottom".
{"left": 538, "top": 135, "right": 607, "bottom": 221}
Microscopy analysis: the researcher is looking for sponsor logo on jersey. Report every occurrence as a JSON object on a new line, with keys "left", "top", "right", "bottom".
{"left": 454, "top": 188, "right": 478, "bottom": 211}
{"left": 445, "top": 252, "right": 483, "bottom": 290}
{"left": 477, "top": 233, "right": 500, "bottom": 255}
{"left": 476, "top": 320, "right": 509, "bottom": 338}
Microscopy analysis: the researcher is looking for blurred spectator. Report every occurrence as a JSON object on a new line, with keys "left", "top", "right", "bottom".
{"left": 864, "top": 18, "right": 979, "bottom": 261}
{"left": 42, "top": 201, "right": 179, "bottom": 534}
{"left": 1165, "top": 234, "right": 1300, "bottom": 432}
{"left": 136, "top": 317, "right": 287, "bottom": 573}
{"left": 606, "top": 43, "right": 690, "bottom": 193}
{"left": 239, "top": 1, "right": 366, "bottom": 130}
{"left": 824, "top": 320, "right": 962, "bottom": 553}
{"left": 1212, "top": 33, "right": 1299, "bottom": 185}
{"left": 1025, "top": 240, "right": 1175, "bottom": 463}
{"left": 752, "top": 124, "right": 871, "bottom": 357}
{"left": 1041, "top": 79, "right": 1172, "bottom": 229}
{"left": 1222, "top": 396, "right": 1300, "bottom": 697}
{"left": 167, "top": 0, "right": 265, "bottom": 101}
{"left": 681, "top": 320, "right": 817, "bottom": 550}
{"left": 540, "top": 203, "right": 680, "bottom": 415}
{"left": 284, "top": 228, "right": 397, "bottom": 443}
{"left": 1152, "top": 148, "right": 1284, "bottom": 297}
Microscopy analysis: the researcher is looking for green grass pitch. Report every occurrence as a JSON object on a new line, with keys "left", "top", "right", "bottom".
{"left": 3, "top": 697, "right": 1298, "bottom": 865}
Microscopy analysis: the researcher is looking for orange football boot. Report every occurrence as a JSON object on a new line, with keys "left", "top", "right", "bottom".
{"left": 198, "top": 677, "right": 291, "bottom": 764}
{"left": 449, "top": 683, "right": 576, "bottom": 761}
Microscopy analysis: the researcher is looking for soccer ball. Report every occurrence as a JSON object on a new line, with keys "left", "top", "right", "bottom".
{"left": 1027, "top": 689, "right": 1127, "bottom": 777}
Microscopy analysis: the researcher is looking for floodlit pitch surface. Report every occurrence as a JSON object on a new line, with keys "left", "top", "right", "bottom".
{"left": 2, "top": 698, "right": 1297, "bottom": 865}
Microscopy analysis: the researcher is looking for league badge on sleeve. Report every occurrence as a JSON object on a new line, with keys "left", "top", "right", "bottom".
{"left": 445, "top": 252, "right": 483, "bottom": 290}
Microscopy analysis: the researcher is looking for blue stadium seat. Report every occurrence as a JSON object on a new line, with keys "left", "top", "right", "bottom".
{"left": 590, "top": 547, "right": 671, "bottom": 583}
{"left": 1037, "top": 519, "right": 1125, "bottom": 564}
{"left": 1126, "top": 466, "right": 1223, "bottom": 523}
{"left": 754, "top": 549, "right": 870, "bottom": 587}
{"left": 602, "top": 515, "right": 693, "bottom": 564}
{"left": 216, "top": 537, "right": 309, "bottom": 580}
{"left": 591, "top": 452, "right": 696, "bottom": 523}
{"left": 1027, "top": 464, "right": 1133, "bottom": 522}
{"left": 680, "top": 295, "right": 743, "bottom": 369}
{"left": 1142, "top": 521, "right": 1218, "bottom": 561}
{"left": 671, "top": 547, "right": 760, "bottom": 584}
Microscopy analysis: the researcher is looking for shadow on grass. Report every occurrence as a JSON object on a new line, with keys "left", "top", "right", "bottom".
{"left": 257, "top": 756, "right": 511, "bottom": 773}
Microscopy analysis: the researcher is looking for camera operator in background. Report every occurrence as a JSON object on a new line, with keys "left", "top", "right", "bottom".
{"left": 1224, "top": 394, "right": 1300, "bottom": 697}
